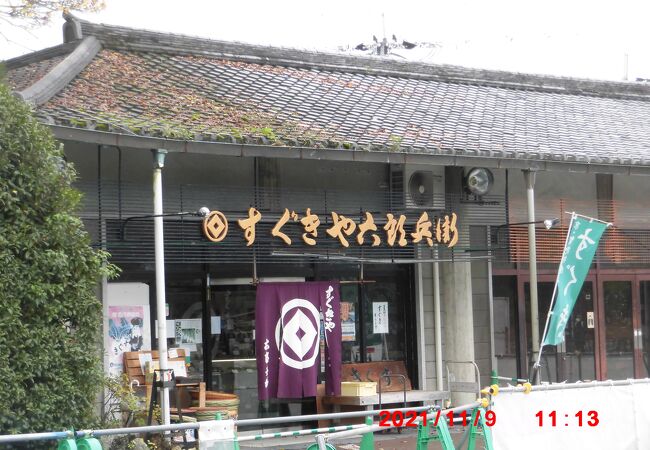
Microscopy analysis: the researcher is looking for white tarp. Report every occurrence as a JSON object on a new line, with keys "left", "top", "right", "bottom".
{"left": 491, "top": 381, "right": 650, "bottom": 450}
{"left": 198, "top": 419, "right": 237, "bottom": 450}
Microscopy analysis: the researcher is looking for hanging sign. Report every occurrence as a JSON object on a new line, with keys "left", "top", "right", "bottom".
{"left": 372, "top": 302, "right": 389, "bottom": 334}
{"left": 203, "top": 209, "right": 459, "bottom": 248}
{"left": 255, "top": 282, "right": 341, "bottom": 399}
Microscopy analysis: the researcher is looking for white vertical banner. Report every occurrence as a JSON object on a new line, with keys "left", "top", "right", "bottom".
{"left": 491, "top": 381, "right": 650, "bottom": 449}
{"left": 372, "top": 302, "right": 389, "bottom": 334}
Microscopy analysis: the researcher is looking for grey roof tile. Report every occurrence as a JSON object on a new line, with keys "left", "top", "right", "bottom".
{"left": 4, "top": 16, "right": 650, "bottom": 167}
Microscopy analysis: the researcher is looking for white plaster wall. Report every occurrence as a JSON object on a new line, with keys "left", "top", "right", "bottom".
{"left": 507, "top": 171, "right": 598, "bottom": 223}
{"left": 613, "top": 174, "right": 650, "bottom": 228}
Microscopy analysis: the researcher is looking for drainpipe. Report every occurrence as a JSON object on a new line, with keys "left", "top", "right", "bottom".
{"left": 416, "top": 264, "right": 427, "bottom": 390}
{"left": 487, "top": 227, "right": 497, "bottom": 374}
{"left": 523, "top": 170, "right": 540, "bottom": 383}
{"left": 433, "top": 246, "right": 444, "bottom": 391}
{"left": 153, "top": 149, "right": 170, "bottom": 426}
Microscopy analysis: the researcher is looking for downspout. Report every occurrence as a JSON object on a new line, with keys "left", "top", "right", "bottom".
{"left": 153, "top": 149, "right": 170, "bottom": 425}
{"left": 433, "top": 246, "right": 444, "bottom": 391}
{"left": 415, "top": 263, "right": 427, "bottom": 389}
{"left": 523, "top": 170, "right": 540, "bottom": 383}
{"left": 487, "top": 227, "right": 497, "bottom": 374}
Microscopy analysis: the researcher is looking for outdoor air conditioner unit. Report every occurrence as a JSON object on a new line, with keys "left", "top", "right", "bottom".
{"left": 390, "top": 164, "right": 445, "bottom": 210}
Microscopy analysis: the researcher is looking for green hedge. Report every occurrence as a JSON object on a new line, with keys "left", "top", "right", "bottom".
{"left": 0, "top": 81, "right": 115, "bottom": 444}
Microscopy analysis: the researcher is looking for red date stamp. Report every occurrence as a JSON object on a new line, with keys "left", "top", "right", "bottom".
{"left": 378, "top": 410, "right": 497, "bottom": 427}
{"left": 536, "top": 410, "right": 599, "bottom": 427}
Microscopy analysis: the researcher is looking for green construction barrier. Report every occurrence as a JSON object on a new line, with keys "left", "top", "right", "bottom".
{"left": 57, "top": 436, "right": 102, "bottom": 450}
{"left": 305, "top": 444, "right": 336, "bottom": 450}
{"left": 76, "top": 438, "right": 103, "bottom": 450}
{"left": 467, "top": 407, "right": 494, "bottom": 450}
{"left": 359, "top": 416, "right": 374, "bottom": 450}
{"left": 416, "top": 410, "right": 454, "bottom": 450}
{"left": 57, "top": 439, "right": 77, "bottom": 450}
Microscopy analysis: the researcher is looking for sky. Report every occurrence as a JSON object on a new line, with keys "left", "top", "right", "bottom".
{"left": 2, "top": 0, "right": 650, "bottom": 81}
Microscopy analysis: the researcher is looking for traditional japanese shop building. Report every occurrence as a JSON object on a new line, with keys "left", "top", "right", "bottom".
{"left": 4, "top": 14, "right": 650, "bottom": 419}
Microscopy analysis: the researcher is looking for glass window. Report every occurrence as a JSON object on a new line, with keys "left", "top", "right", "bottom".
{"left": 640, "top": 281, "right": 650, "bottom": 378}
{"left": 362, "top": 274, "right": 408, "bottom": 363}
{"left": 525, "top": 281, "right": 595, "bottom": 382}
{"left": 164, "top": 280, "right": 205, "bottom": 381}
{"left": 603, "top": 281, "right": 634, "bottom": 379}
{"left": 315, "top": 264, "right": 412, "bottom": 365}
{"left": 492, "top": 276, "right": 518, "bottom": 380}
{"left": 210, "top": 285, "right": 258, "bottom": 419}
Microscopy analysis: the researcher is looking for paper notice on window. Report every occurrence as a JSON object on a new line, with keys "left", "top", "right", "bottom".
{"left": 211, "top": 316, "right": 221, "bottom": 334}
{"left": 153, "top": 319, "right": 176, "bottom": 338}
{"left": 372, "top": 302, "right": 389, "bottom": 334}
{"left": 341, "top": 301, "right": 356, "bottom": 341}
{"left": 168, "top": 360, "right": 187, "bottom": 378}
{"left": 138, "top": 353, "right": 152, "bottom": 374}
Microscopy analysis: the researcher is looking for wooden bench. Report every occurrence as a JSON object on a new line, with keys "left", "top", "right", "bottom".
{"left": 322, "top": 361, "right": 449, "bottom": 418}
{"left": 123, "top": 350, "right": 206, "bottom": 409}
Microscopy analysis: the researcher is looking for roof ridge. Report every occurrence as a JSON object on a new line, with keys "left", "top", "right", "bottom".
{"left": 69, "top": 15, "right": 650, "bottom": 100}
{"left": 17, "top": 36, "right": 101, "bottom": 105}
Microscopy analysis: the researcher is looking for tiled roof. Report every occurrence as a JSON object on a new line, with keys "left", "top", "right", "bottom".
{"left": 5, "top": 15, "right": 650, "bottom": 168}
{"left": 5, "top": 53, "right": 69, "bottom": 91}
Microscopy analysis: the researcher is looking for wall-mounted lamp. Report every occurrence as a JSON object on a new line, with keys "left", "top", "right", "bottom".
{"left": 120, "top": 207, "right": 210, "bottom": 240}
{"left": 492, "top": 217, "right": 560, "bottom": 246}
{"left": 542, "top": 218, "right": 560, "bottom": 230}
{"left": 464, "top": 167, "right": 494, "bottom": 196}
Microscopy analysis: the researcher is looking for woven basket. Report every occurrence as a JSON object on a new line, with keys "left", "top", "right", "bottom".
{"left": 188, "top": 391, "right": 239, "bottom": 420}
{"left": 189, "top": 406, "right": 238, "bottom": 421}
{"left": 190, "top": 390, "right": 238, "bottom": 401}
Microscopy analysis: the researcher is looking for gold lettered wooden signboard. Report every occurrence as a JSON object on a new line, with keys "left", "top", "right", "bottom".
{"left": 202, "top": 208, "right": 459, "bottom": 249}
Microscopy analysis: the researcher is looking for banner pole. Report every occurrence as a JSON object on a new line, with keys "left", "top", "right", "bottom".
{"left": 563, "top": 211, "right": 612, "bottom": 227}
{"left": 533, "top": 212, "right": 576, "bottom": 381}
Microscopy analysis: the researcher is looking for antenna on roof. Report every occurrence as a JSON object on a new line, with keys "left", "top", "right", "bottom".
{"left": 623, "top": 53, "right": 629, "bottom": 81}
{"left": 377, "top": 13, "right": 388, "bottom": 55}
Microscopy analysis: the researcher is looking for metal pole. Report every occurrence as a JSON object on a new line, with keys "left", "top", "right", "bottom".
{"left": 535, "top": 213, "right": 576, "bottom": 374}
{"left": 236, "top": 404, "right": 436, "bottom": 427}
{"left": 316, "top": 434, "right": 328, "bottom": 450}
{"left": 237, "top": 424, "right": 365, "bottom": 442}
{"left": 152, "top": 149, "right": 170, "bottom": 426}
{"left": 498, "top": 377, "right": 650, "bottom": 394}
{"left": 487, "top": 227, "right": 497, "bottom": 373}
{"left": 433, "top": 246, "right": 444, "bottom": 391}
{"left": 523, "top": 170, "right": 540, "bottom": 383}
{"left": 416, "top": 263, "right": 427, "bottom": 389}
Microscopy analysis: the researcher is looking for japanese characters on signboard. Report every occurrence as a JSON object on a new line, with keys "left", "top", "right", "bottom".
{"left": 202, "top": 208, "right": 459, "bottom": 248}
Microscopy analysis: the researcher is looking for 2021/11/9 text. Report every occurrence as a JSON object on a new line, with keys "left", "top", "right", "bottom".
{"left": 378, "top": 410, "right": 497, "bottom": 427}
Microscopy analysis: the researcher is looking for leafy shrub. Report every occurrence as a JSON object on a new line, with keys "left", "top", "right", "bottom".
{"left": 0, "top": 81, "right": 116, "bottom": 446}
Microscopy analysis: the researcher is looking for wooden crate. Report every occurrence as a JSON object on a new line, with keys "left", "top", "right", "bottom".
{"left": 341, "top": 381, "right": 377, "bottom": 396}
{"left": 123, "top": 349, "right": 188, "bottom": 386}
{"left": 123, "top": 349, "right": 205, "bottom": 408}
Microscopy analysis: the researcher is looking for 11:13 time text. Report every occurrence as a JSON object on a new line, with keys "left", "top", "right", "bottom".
{"left": 536, "top": 410, "right": 599, "bottom": 427}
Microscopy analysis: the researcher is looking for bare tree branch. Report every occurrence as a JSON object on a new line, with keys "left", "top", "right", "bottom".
{"left": 1, "top": 0, "right": 105, "bottom": 29}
